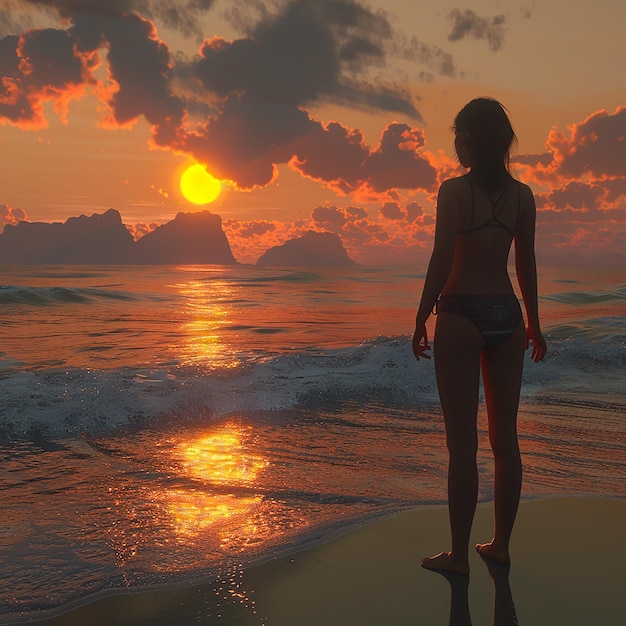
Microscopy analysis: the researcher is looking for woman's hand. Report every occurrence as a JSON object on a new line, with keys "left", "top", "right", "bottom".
{"left": 526, "top": 326, "right": 547, "bottom": 362}
{"left": 412, "top": 325, "right": 431, "bottom": 361}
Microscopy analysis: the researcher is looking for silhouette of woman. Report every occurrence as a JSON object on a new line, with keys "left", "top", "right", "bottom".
{"left": 413, "top": 98, "right": 546, "bottom": 575}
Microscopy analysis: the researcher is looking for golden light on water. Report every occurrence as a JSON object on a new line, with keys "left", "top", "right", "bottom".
{"left": 164, "top": 424, "right": 269, "bottom": 540}
{"left": 179, "top": 430, "right": 266, "bottom": 484}
{"left": 174, "top": 273, "right": 240, "bottom": 368}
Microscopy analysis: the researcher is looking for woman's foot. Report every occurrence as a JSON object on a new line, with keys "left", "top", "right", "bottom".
{"left": 475, "top": 540, "right": 510, "bottom": 565}
{"left": 421, "top": 551, "right": 470, "bottom": 575}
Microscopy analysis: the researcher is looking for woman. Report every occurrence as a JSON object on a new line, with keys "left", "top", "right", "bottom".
{"left": 413, "top": 98, "right": 546, "bottom": 575}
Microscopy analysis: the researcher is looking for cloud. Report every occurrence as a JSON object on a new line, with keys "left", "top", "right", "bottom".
{"left": 380, "top": 200, "right": 423, "bottom": 222}
{"left": 20, "top": 1, "right": 217, "bottom": 39}
{"left": 221, "top": 201, "right": 436, "bottom": 265}
{"left": 290, "top": 121, "right": 439, "bottom": 198}
{"left": 447, "top": 8, "right": 506, "bottom": 52}
{"left": 517, "top": 108, "right": 626, "bottom": 187}
{"left": 195, "top": 0, "right": 419, "bottom": 116}
{"left": 0, "top": 5, "right": 186, "bottom": 142}
{"left": 3, "top": 0, "right": 452, "bottom": 194}
{"left": 0, "top": 203, "right": 28, "bottom": 232}
{"left": 125, "top": 220, "right": 159, "bottom": 240}
{"left": 0, "top": 27, "right": 97, "bottom": 127}
{"left": 172, "top": 1, "right": 446, "bottom": 191}
{"left": 222, "top": 217, "right": 306, "bottom": 264}
{"left": 513, "top": 108, "right": 626, "bottom": 257}
{"left": 308, "top": 201, "right": 435, "bottom": 263}
{"left": 311, "top": 204, "right": 367, "bottom": 226}
{"left": 180, "top": 93, "right": 317, "bottom": 188}
{"left": 541, "top": 106, "right": 626, "bottom": 182}
{"left": 71, "top": 11, "right": 186, "bottom": 144}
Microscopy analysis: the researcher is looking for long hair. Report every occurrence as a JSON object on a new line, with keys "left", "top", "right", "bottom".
{"left": 453, "top": 98, "right": 517, "bottom": 194}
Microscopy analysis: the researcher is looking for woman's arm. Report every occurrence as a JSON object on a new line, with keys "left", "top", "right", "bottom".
{"left": 413, "top": 181, "right": 458, "bottom": 360}
{"left": 514, "top": 184, "right": 547, "bottom": 362}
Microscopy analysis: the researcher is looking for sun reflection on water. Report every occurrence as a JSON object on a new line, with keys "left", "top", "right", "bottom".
{"left": 164, "top": 423, "right": 269, "bottom": 542}
{"left": 174, "top": 270, "right": 241, "bottom": 369}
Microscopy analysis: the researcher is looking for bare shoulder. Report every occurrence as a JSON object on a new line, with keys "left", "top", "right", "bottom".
{"left": 439, "top": 175, "right": 468, "bottom": 192}
{"left": 438, "top": 175, "right": 468, "bottom": 201}
{"left": 514, "top": 179, "right": 535, "bottom": 203}
{"left": 513, "top": 179, "right": 536, "bottom": 220}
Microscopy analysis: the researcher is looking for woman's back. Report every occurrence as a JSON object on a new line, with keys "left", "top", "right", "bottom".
{"left": 442, "top": 174, "right": 528, "bottom": 296}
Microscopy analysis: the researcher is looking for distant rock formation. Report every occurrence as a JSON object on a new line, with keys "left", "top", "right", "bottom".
{"left": 256, "top": 230, "right": 355, "bottom": 266}
{"left": 0, "top": 209, "right": 237, "bottom": 265}
{"left": 134, "top": 211, "right": 236, "bottom": 264}
{"left": 0, "top": 209, "right": 135, "bottom": 264}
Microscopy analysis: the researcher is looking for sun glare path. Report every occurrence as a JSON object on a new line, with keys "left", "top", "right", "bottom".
{"left": 163, "top": 424, "right": 269, "bottom": 540}
{"left": 180, "top": 163, "right": 222, "bottom": 205}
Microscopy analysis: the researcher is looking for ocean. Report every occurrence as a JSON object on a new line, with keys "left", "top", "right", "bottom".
{"left": 0, "top": 264, "right": 624, "bottom": 622}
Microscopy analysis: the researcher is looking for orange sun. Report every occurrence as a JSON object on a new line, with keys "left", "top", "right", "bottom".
{"left": 180, "top": 163, "right": 222, "bottom": 205}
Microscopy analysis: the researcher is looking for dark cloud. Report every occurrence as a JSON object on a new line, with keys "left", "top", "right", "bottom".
{"left": 181, "top": 93, "right": 317, "bottom": 188}
{"left": 518, "top": 107, "right": 626, "bottom": 193}
{"left": 223, "top": 220, "right": 277, "bottom": 238}
{"left": 290, "top": 121, "right": 370, "bottom": 193}
{"left": 405, "top": 201, "right": 423, "bottom": 222}
{"left": 393, "top": 36, "right": 457, "bottom": 78}
{"left": 545, "top": 107, "right": 626, "bottom": 180}
{"left": 71, "top": 12, "right": 185, "bottom": 141}
{"left": 536, "top": 179, "right": 626, "bottom": 215}
{"left": 291, "top": 122, "right": 438, "bottom": 196}
{"left": 21, "top": 1, "right": 216, "bottom": 38}
{"left": 20, "top": 27, "right": 86, "bottom": 90}
{"left": 362, "top": 123, "right": 436, "bottom": 192}
{"left": 379, "top": 200, "right": 423, "bottom": 222}
{"left": 311, "top": 204, "right": 367, "bottom": 226}
{"left": 2, "top": 0, "right": 448, "bottom": 196}
{"left": 193, "top": 0, "right": 419, "bottom": 117}
{"left": 0, "top": 5, "right": 185, "bottom": 139}
{"left": 514, "top": 152, "right": 553, "bottom": 167}
{"left": 447, "top": 8, "right": 506, "bottom": 52}
{"left": 0, "top": 29, "right": 94, "bottom": 126}
{"left": 379, "top": 202, "right": 403, "bottom": 220}
{"left": 173, "top": 0, "right": 446, "bottom": 189}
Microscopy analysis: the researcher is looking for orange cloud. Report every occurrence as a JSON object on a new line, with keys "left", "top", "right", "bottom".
{"left": 0, "top": 28, "right": 94, "bottom": 128}
{"left": 511, "top": 107, "right": 626, "bottom": 258}
{"left": 220, "top": 200, "right": 437, "bottom": 266}
{"left": 126, "top": 221, "right": 159, "bottom": 241}
{"left": 0, "top": 203, "right": 28, "bottom": 232}
{"left": 518, "top": 106, "right": 626, "bottom": 187}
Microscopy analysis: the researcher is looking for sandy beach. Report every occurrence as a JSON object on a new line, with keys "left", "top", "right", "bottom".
{"left": 10, "top": 497, "right": 624, "bottom": 626}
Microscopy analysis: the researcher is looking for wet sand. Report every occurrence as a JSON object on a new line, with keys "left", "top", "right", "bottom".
{"left": 8, "top": 497, "right": 625, "bottom": 626}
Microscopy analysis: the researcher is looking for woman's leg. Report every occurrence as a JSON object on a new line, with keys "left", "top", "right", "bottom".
{"left": 477, "top": 323, "right": 526, "bottom": 564}
{"left": 422, "top": 312, "right": 482, "bottom": 574}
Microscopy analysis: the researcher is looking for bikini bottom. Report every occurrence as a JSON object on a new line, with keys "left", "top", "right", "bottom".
{"left": 435, "top": 294, "right": 523, "bottom": 347}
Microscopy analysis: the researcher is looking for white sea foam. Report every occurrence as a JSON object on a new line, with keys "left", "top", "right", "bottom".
{"left": 1, "top": 333, "right": 622, "bottom": 438}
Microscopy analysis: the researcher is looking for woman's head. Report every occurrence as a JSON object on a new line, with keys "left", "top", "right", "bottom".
{"left": 453, "top": 98, "right": 517, "bottom": 192}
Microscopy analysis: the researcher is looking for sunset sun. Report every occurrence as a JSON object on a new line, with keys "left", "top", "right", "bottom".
{"left": 180, "top": 163, "right": 221, "bottom": 205}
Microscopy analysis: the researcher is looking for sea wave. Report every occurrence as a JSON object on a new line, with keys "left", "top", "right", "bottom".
{"left": 1, "top": 329, "right": 623, "bottom": 438}
{"left": 546, "top": 316, "right": 626, "bottom": 343}
{"left": 0, "top": 285, "right": 150, "bottom": 306}
{"left": 542, "top": 284, "right": 626, "bottom": 305}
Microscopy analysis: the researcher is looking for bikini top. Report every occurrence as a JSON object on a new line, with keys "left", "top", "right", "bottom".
{"left": 458, "top": 175, "right": 520, "bottom": 237}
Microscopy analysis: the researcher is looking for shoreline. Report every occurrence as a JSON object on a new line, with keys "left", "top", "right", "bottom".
{"left": 5, "top": 496, "right": 625, "bottom": 626}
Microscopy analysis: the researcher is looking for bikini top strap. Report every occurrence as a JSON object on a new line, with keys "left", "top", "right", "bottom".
{"left": 490, "top": 186, "right": 508, "bottom": 224}
{"left": 467, "top": 174, "right": 475, "bottom": 228}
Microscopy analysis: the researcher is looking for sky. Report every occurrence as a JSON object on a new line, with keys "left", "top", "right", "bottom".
{"left": 0, "top": 0, "right": 624, "bottom": 265}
